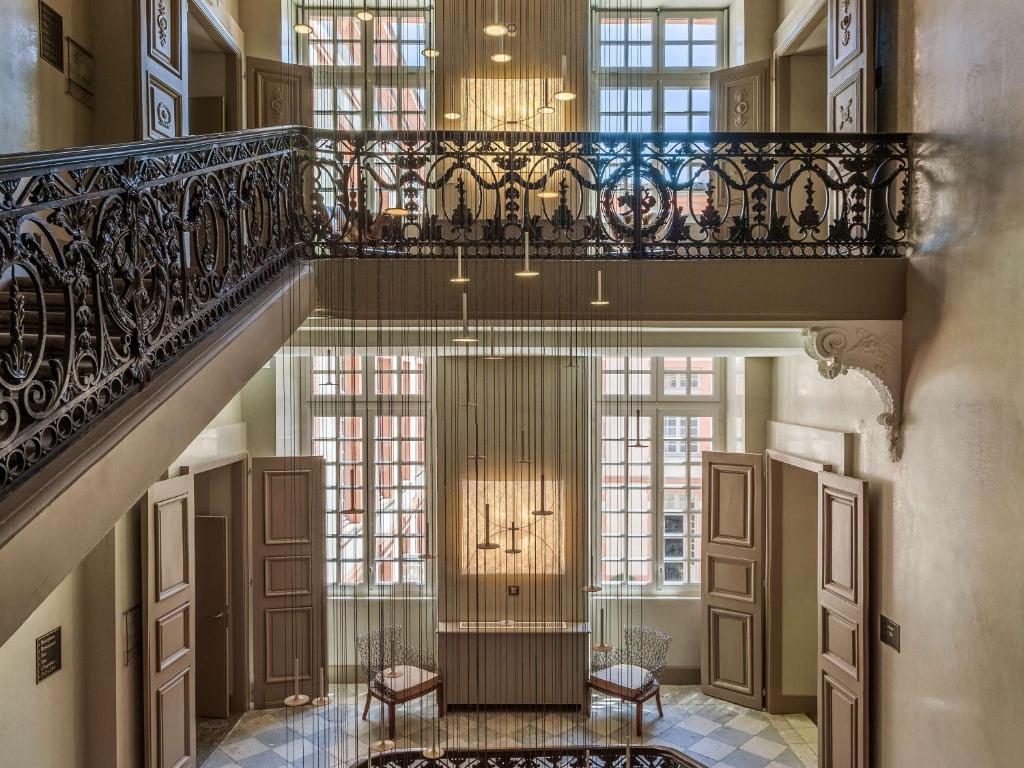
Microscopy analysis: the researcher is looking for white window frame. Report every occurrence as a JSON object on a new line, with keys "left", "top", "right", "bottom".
{"left": 299, "top": 6, "right": 435, "bottom": 131}
{"left": 592, "top": 356, "right": 724, "bottom": 596}
{"left": 591, "top": 9, "right": 726, "bottom": 132}
{"left": 310, "top": 353, "right": 432, "bottom": 596}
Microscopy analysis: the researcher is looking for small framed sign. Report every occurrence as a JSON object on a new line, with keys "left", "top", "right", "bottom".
{"left": 35, "top": 627, "right": 61, "bottom": 684}
{"left": 38, "top": 2, "right": 64, "bottom": 72}
{"left": 67, "top": 37, "right": 95, "bottom": 108}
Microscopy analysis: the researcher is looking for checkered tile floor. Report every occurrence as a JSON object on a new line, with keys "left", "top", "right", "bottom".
{"left": 202, "top": 685, "right": 817, "bottom": 768}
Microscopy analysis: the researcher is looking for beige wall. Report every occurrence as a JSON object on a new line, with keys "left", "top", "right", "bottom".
{"left": 0, "top": 508, "right": 141, "bottom": 768}
{"left": 0, "top": 0, "right": 94, "bottom": 152}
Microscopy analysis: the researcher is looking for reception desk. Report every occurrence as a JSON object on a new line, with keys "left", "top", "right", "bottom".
{"left": 437, "top": 621, "right": 590, "bottom": 709}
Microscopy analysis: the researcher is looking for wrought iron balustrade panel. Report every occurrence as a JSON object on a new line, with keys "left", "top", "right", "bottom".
{"left": 349, "top": 746, "right": 705, "bottom": 768}
{"left": 0, "top": 127, "right": 305, "bottom": 495}
{"left": 303, "top": 130, "right": 911, "bottom": 259}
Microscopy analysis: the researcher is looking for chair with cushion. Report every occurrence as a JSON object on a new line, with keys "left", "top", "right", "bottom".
{"left": 358, "top": 626, "right": 445, "bottom": 739}
{"left": 587, "top": 624, "right": 670, "bottom": 735}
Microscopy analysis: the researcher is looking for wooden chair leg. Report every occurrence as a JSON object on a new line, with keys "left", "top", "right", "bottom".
{"left": 436, "top": 684, "right": 446, "bottom": 717}
{"left": 655, "top": 688, "right": 664, "bottom": 717}
{"left": 388, "top": 702, "right": 396, "bottom": 739}
{"left": 635, "top": 700, "right": 644, "bottom": 736}
{"left": 362, "top": 690, "right": 372, "bottom": 720}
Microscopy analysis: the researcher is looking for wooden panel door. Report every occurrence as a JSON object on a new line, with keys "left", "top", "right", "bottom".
{"left": 701, "top": 451, "right": 764, "bottom": 709}
{"left": 195, "top": 515, "right": 230, "bottom": 718}
{"left": 246, "top": 57, "right": 314, "bottom": 128}
{"left": 711, "top": 59, "right": 771, "bottom": 132}
{"left": 827, "top": 0, "right": 874, "bottom": 131}
{"left": 251, "top": 457, "right": 326, "bottom": 708}
{"left": 143, "top": 475, "right": 197, "bottom": 768}
{"left": 138, "top": 0, "right": 189, "bottom": 139}
{"left": 817, "top": 472, "right": 869, "bottom": 768}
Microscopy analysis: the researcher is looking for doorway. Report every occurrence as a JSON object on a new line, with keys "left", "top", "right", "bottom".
{"left": 185, "top": 454, "right": 251, "bottom": 764}
{"left": 765, "top": 450, "right": 829, "bottom": 717}
{"left": 773, "top": 9, "right": 828, "bottom": 131}
{"left": 187, "top": 1, "right": 243, "bottom": 135}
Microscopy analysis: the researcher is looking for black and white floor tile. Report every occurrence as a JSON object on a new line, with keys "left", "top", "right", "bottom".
{"left": 201, "top": 685, "right": 817, "bottom": 768}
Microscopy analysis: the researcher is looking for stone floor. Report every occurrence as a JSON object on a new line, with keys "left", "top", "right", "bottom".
{"left": 201, "top": 685, "right": 817, "bottom": 768}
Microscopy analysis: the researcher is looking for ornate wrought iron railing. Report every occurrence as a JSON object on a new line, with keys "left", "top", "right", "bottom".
{"left": 0, "top": 127, "right": 305, "bottom": 494}
{"left": 349, "top": 746, "right": 704, "bottom": 768}
{"left": 304, "top": 130, "right": 912, "bottom": 259}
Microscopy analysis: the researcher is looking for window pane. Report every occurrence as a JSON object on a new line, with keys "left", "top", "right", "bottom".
{"left": 692, "top": 89, "right": 711, "bottom": 112}
{"left": 629, "top": 19, "right": 653, "bottom": 41}
{"left": 664, "top": 44, "right": 689, "bottom": 68}
{"left": 600, "top": 44, "right": 626, "bottom": 68}
{"left": 692, "top": 44, "right": 717, "bottom": 67}
{"left": 600, "top": 18, "right": 626, "bottom": 41}
{"left": 627, "top": 45, "right": 653, "bottom": 68}
{"left": 665, "top": 115, "right": 690, "bottom": 132}
{"left": 664, "top": 18, "right": 690, "bottom": 41}
{"left": 692, "top": 18, "right": 718, "bottom": 41}
{"left": 664, "top": 88, "right": 690, "bottom": 112}
{"left": 692, "top": 115, "right": 711, "bottom": 132}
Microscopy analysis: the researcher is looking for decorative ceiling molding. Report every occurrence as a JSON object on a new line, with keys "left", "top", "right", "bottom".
{"left": 802, "top": 321, "right": 903, "bottom": 462}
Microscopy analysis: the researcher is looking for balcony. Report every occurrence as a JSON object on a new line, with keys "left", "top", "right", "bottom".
{"left": 0, "top": 126, "right": 911, "bottom": 501}
{"left": 304, "top": 129, "right": 912, "bottom": 259}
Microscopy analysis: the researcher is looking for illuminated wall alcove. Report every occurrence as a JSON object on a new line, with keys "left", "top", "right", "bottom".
{"left": 460, "top": 479, "right": 565, "bottom": 575}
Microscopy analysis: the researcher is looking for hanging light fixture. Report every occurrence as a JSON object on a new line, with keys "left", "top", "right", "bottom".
{"left": 483, "top": 324, "right": 505, "bottom": 360}
{"left": 516, "top": 429, "right": 532, "bottom": 464}
{"left": 554, "top": 53, "right": 577, "bottom": 102}
{"left": 537, "top": 79, "right": 555, "bottom": 115}
{"left": 483, "top": 0, "right": 508, "bottom": 36}
{"left": 491, "top": 36, "right": 512, "bottom": 64}
{"left": 515, "top": 231, "right": 539, "bottom": 277}
{"left": 505, "top": 522, "right": 523, "bottom": 555}
{"left": 531, "top": 474, "right": 554, "bottom": 516}
{"left": 450, "top": 245, "right": 469, "bottom": 284}
{"left": 477, "top": 503, "right": 501, "bottom": 550}
{"left": 593, "top": 607, "right": 614, "bottom": 653}
{"left": 452, "top": 292, "right": 477, "bottom": 344}
{"left": 591, "top": 269, "right": 610, "bottom": 306}
{"left": 629, "top": 408, "right": 649, "bottom": 448}
{"left": 356, "top": 1, "right": 374, "bottom": 22}
{"left": 444, "top": 110, "right": 462, "bottom": 121}
{"left": 294, "top": 22, "right": 313, "bottom": 35}
{"left": 383, "top": 206, "right": 410, "bottom": 217}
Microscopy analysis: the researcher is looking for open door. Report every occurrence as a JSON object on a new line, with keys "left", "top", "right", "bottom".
{"left": 817, "top": 472, "right": 869, "bottom": 768}
{"left": 195, "top": 515, "right": 230, "bottom": 718}
{"left": 137, "top": 0, "right": 189, "bottom": 138}
{"left": 827, "top": 0, "right": 874, "bottom": 131}
{"left": 251, "top": 457, "right": 326, "bottom": 708}
{"left": 701, "top": 451, "right": 764, "bottom": 709}
{"left": 710, "top": 59, "right": 771, "bottom": 132}
{"left": 142, "top": 475, "right": 197, "bottom": 768}
{"left": 246, "top": 57, "right": 314, "bottom": 128}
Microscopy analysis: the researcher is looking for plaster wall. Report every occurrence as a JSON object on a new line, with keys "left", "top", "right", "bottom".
{"left": 0, "top": 0, "right": 95, "bottom": 152}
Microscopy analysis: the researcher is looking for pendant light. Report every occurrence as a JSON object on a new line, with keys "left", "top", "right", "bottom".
{"left": 592, "top": 607, "right": 614, "bottom": 653}
{"left": 422, "top": 746, "right": 446, "bottom": 760}
{"left": 629, "top": 408, "right": 649, "bottom": 448}
{"left": 383, "top": 205, "right": 410, "bottom": 217}
{"left": 515, "top": 232, "right": 539, "bottom": 277}
{"left": 491, "top": 36, "right": 512, "bottom": 64}
{"left": 294, "top": 22, "right": 313, "bottom": 35}
{"left": 505, "top": 522, "right": 523, "bottom": 555}
{"left": 483, "top": 324, "right": 504, "bottom": 360}
{"left": 483, "top": 0, "right": 508, "bottom": 36}
{"left": 537, "top": 80, "right": 555, "bottom": 115}
{"left": 444, "top": 110, "right": 462, "bottom": 121}
{"left": 531, "top": 474, "right": 554, "bottom": 516}
{"left": 477, "top": 503, "right": 501, "bottom": 550}
{"left": 452, "top": 292, "right": 477, "bottom": 344}
{"left": 554, "top": 53, "right": 577, "bottom": 102}
{"left": 591, "top": 269, "right": 610, "bottom": 306}
{"left": 516, "top": 429, "right": 532, "bottom": 464}
{"left": 450, "top": 246, "right": 469, "bottom": 284}
{"left": 356, "top": 1, "right": 374, "bottom": 22}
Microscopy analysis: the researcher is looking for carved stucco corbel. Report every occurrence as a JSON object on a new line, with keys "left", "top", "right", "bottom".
{"left": 802, "top": 321, "right": 904, "bottom": 462}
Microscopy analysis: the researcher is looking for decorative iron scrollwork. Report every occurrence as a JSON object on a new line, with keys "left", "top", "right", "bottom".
{"left": 303, "top": 130, "right": 912, "bottom": 260}
{"left": 0, "top": 127, "right": 304, "bottom": 495}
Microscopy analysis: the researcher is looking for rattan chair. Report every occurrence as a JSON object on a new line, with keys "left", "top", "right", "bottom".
{"left": 357, "top": 626, "right": 445, "bottom": 739}
{"left": 587, "top": 624, "right": 671, "bottom": 735}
